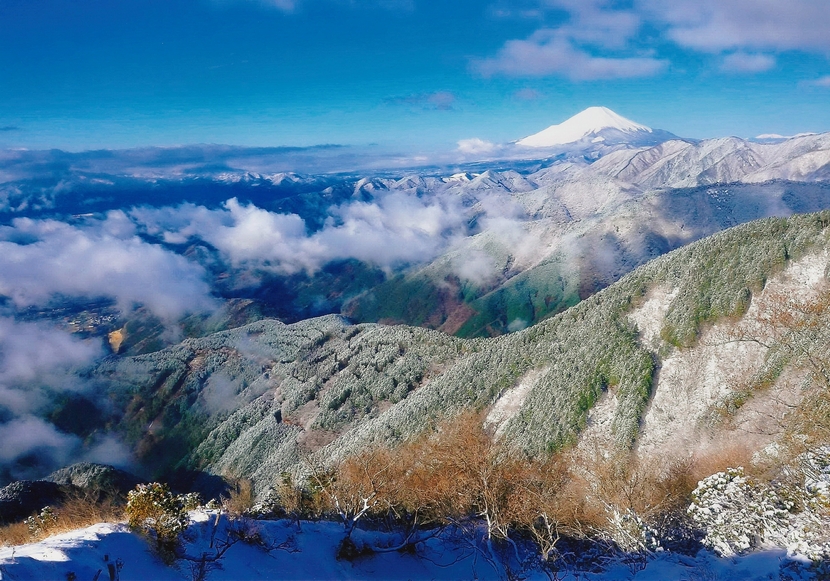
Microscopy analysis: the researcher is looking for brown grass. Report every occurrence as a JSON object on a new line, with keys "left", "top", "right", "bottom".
{"left": 0, "top": 491, "right": 124, "bottom": 547}
{"left": 689, "top": 442, "right": 756, "bottom": 482}
{"left": 222, "top": 478, "right": 255, "bottom": 517}
{"left": 306, "top": 411, "right": 579, "bottom": 556}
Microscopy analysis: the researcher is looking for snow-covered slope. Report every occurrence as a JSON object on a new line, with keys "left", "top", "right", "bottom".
{"left": 0, "top": 513, "right": 805, "bottom": 580}
{"left": 517, "top": 106, "right": 654, "bottom": 148}
{"left": 585, "top": 133, "right": 830, "bottom": 189}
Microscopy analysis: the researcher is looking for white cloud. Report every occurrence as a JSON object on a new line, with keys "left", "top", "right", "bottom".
{"left": 313, "top": 193, "right": 466, "bottom": 267}
{"left": 0, "top": 414, "right": 132, "bottom": 482}
{"left": 457, "top": 138, "right": 497, "bottom": 156}
{"left": 479, "top": 0, "right": 830, "bottom": 81}
{"left": 637, "top": 0, "right": 830, "bottom": 53}
{"left": 0, "top": 317, "right": 103, "bottom": 481}
{"left": 133, "top": 193, "right": 470, "bottom": 275}
{"left": 0, "top": 416, "right": 78, "bottom": 465}
{"left": 454, "top": 250, "right": 499, "bottom": 286}
{"left": 0, "top": 317, "right": 131, "bottom": 482}
{"left": 0, "top": 212, "right": 216, "bottom": 320}
{"left": 477, "top": 0, "right": 670, "bottom": 82}
{"left": 0, "top": 318, "right": 102, "bottom": 394}
{"left": 197, "top": 199, "right": 311, "bottom": 269}
{"left": 476, "top": 0, "right": 667, "bottom": 80}
{"left": 552, "top": 0, "right": 643, "bottom": 50}
{"left": 720, "top": 52, "right": 776, "bottom": 73}
{"left": 82, "top": 435, "right": 133, "bottom": 469}
{"left": 476, "top": 29, "right": 667, "bottom": 79}
{"left": 130, "top": 188, "right": 549, "bottom": 299}
{"left": 808, "top": 76, "right": 830, "bottom": 88}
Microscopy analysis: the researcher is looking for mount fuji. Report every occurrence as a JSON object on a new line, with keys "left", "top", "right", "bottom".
{"left": 516, "top": 106, "right": 678, "bottom": 149}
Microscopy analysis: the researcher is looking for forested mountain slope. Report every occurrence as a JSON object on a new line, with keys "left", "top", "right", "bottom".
{"left": 87, "top": 212, "right": 830, "bottom": 494}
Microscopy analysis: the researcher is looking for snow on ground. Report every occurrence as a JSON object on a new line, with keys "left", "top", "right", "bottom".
{"left": 0, "top": 523, "right": 176, "bottom": 581}
{"left": 627, "top": 285, "right": 677, "bottom": 352}
{"left": 0, "top": 513, "right": 814, "bottom": 581}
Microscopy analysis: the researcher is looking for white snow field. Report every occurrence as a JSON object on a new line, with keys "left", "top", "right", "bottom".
{"left": 0, "top": 511, "right": 815, "bottom": 581}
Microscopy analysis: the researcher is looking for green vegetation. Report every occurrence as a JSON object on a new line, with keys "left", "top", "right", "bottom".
{"left": 455, "top": 256, "right": 583, "bottom": 338}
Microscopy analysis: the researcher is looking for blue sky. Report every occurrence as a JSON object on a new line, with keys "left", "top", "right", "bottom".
{"left": 1, "top": 0, "right": 830, "bottom": 153}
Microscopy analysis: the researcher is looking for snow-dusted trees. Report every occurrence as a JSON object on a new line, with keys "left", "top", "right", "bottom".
{"left": 687, "top": 460, "right": 830, "bottom": 562}
{"left": 126, "top": 483, "right": 194, "bottom": 559}
{"left": 687, "top": 467, "right": 791, "bottom": 556}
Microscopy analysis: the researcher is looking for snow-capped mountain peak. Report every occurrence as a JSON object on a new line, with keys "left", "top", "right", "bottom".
{"left": 517, "top": 106, "right": 653, "bottom": 148}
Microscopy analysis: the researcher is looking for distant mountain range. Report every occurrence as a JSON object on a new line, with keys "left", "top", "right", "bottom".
{"left": 341, "top": 124, "right": 830, "bottom": 336}
{"left": 3, "top": 110, "right": 830, "bottom": 346}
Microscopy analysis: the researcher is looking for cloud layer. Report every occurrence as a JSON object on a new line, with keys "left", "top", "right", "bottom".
{"left": 0, "top": 212, "right": 217, "bottom": 320}
{"left": 479, "top": 0, "right": 830, "bottom": 80}
{"left": 476, "top": 30, "right": 667, "bottom": 79}
{"left": 132, "top": 193, "right": 471, "bottom": 275}
{"left": 641, "top": 0, "right": 830, "bottom": 53}
{"left": 456, "top": 138, "right": 498, "bottom": 156}
{"left": 0, "top": 210, "right": 218, "bottom": 483}
{"left": 0, "top": 318, "right": 119, "bottom": 482}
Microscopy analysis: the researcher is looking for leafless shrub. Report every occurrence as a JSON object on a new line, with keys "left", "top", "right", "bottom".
{"left": 221, "top": 478, "right": 254, "bottom": 518}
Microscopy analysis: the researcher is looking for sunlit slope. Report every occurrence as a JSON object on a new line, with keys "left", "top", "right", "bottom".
{"left": 90, "top": 212, "right": 830, "bottom": 491}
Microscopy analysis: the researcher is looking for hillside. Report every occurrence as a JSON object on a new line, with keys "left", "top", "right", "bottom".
{"left": 78, "top": 211, "right": 830, "bottom": 495}
{"left": 340, "top": 131, "right": 830, "bottom": 338}
{"left": 348, "top": 180, "right": 830, "bottom": 337}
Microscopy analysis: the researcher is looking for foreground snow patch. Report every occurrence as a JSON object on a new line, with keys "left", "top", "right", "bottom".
{"left": 0, "top": 523, "right": 176, "bottom": 581}
{"left": 0, "top": 514, "right": 819, "bottom": 581}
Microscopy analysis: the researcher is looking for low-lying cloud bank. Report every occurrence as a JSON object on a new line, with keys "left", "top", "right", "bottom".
{"left": 1, "top": 179, "right": 539, "bottom": 320}
{"left": 132, "top": 192, "right": 474, "bottom": 275}
{"left": 0, "top": 212, "right": 223, "bottom": 482}
{"left": 0, "top": 212, "right": 217, "bottom": 320}
{"left": 0, "top": 318, "right": 132, "bottom": 483}
{"left": 0, "top": 211, "right": 218, "bottom": 477}
{"left": 0, "top": 318, "right": 101, "bottom": 416}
